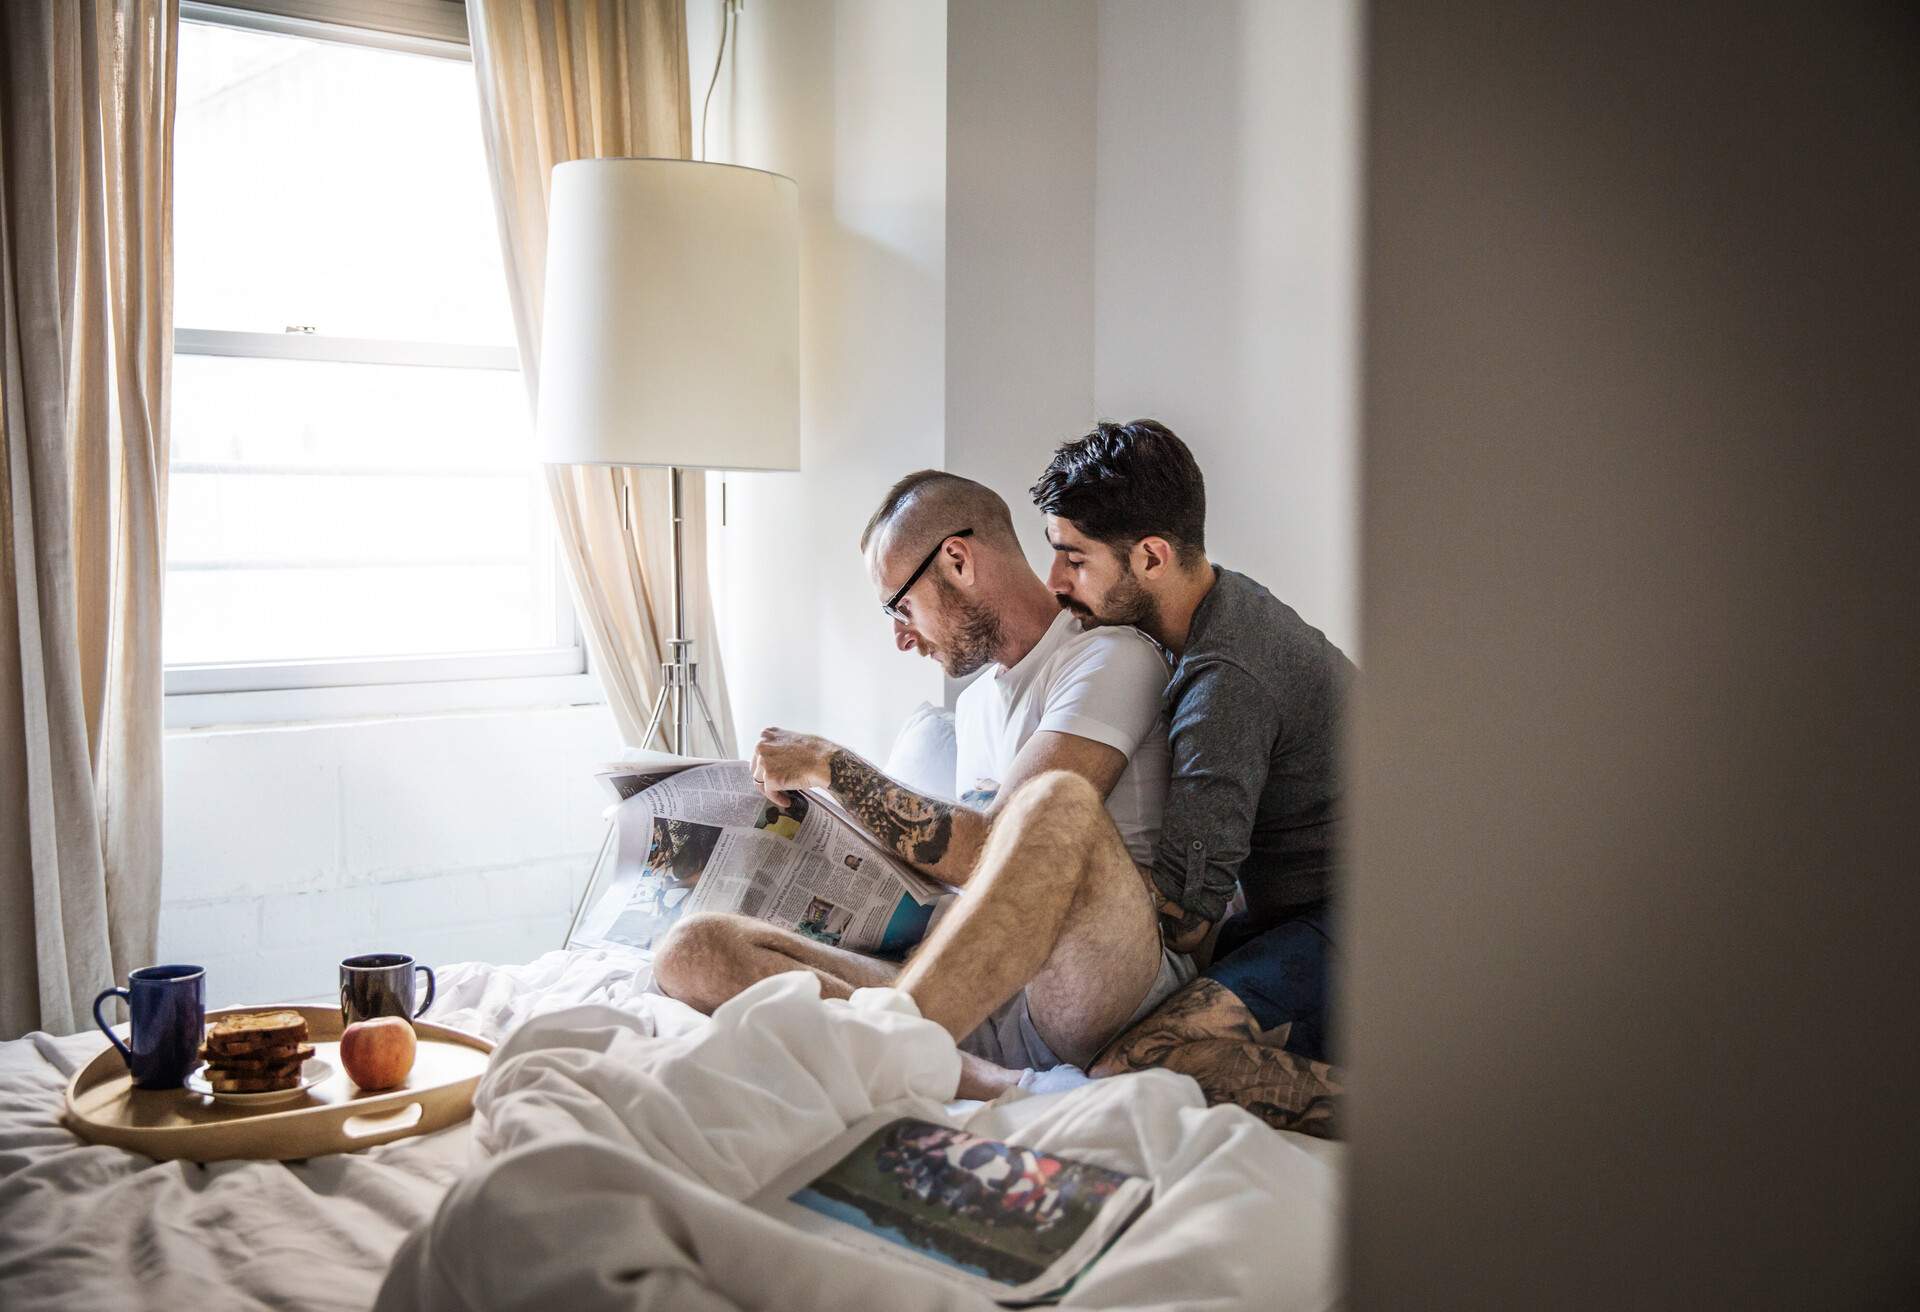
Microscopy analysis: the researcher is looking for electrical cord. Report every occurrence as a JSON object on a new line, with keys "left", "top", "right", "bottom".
{"left": 698, "top": 0, "right": 740, "bottom": 163}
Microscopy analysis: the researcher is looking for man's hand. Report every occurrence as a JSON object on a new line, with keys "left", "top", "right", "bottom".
{"left": 750, "top": 727, "right": 836, "bottom": 806}
{"left": 1157, "top": 897, "right": 1215, "bottom": 956}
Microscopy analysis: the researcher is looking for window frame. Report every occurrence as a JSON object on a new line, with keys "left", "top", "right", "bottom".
{"left": 180, "top": 1, "right": 471, "bottom": 60}
{"left": 166, "top": 1, "right": 603, "bottom": 729}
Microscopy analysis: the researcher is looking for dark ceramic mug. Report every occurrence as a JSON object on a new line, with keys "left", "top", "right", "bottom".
{"left": 340, "top": 953, "right": 435, "bottom": 1025}
{"left": 92, "top": 964, "right": 207, "bottom": 1089}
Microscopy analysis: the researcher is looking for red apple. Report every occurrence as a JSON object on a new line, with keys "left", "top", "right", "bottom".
{"left": 340, "top": 1016, "right": 416, "bottom": 1091}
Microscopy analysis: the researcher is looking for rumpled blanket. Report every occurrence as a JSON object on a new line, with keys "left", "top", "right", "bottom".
{"left": 376, "top": 973, "right": 1341, "bottom": 1311}
{"left": 0, "top": 948, "right": 691, "bottom": 1311}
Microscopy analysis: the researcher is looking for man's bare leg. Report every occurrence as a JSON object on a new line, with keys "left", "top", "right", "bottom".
{"left": 653, "top": 913, "right": 899, "bottom": 1011}
{"left": 894, "top": 770, "right": 1164, "bottom": 1071}
{"left": 652, "top": 913, "right": 1027, "bottom": 1099}
{"left": 1089, "top": 977, "right": 1344, "bottom": 1140}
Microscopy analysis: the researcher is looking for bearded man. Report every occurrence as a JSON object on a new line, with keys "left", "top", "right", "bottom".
{"left": 653, "top": 470, "right": 1192, "bottom": 1099}
{"left": 1036, "top": 420, "right": 1353, "bottom": 1139}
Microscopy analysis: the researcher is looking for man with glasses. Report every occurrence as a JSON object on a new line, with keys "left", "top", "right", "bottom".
{"left": 654, "top": 470, "right": 1189, "bottom": 1099}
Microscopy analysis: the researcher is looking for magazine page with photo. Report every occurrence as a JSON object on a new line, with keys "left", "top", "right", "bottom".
{"left": 752, "top": 1113, "right": 1153, "bottom": 1304}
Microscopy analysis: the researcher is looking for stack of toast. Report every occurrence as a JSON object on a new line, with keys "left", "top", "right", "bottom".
{"left": 199, "top": 1010, "right": 314, "bottom": 1094}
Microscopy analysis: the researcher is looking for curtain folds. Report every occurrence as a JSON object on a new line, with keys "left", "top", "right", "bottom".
{"left": 468, "top": 0, "right": 736, "bottom": 755}
{"left": 1, "top": 0, "right": 176, "bottom": 1038}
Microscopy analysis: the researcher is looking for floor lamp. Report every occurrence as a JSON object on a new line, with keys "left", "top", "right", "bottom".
{"left": 536, "top": 157, "right": 800, "bottom": 757}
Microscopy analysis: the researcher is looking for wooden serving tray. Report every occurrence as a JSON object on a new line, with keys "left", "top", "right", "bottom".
{"left": 63, "top": 1004, "right": 493, "bottom": 1162}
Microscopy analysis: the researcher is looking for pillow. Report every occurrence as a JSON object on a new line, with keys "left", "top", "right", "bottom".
{"left": 882, "top": 701, "right": 957, "bottom": 800}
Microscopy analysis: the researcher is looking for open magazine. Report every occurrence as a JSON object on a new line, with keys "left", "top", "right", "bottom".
{"left": 751, "top": 1112, "right": 1152, "bottom": 1304}
{"left": 569, "top": 752, "right": 947, "bottom": 957}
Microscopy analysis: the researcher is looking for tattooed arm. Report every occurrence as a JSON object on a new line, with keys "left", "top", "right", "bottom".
{"left": 825, "top": 748, "right": 987, "bottom": 883}
{"left": 751, "top": 725, "right": 1131, "bottom": 886}
{"left": 750, "top": 727, "right": 987, "bottom": 883}
{"left": 1090, "top": 977, "right": 1343, "bottom": 1139}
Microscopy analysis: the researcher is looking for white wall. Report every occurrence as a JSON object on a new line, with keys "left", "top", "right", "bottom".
{"left": 691, "top": 0, "right": 1362, "bottom": 737}
{"left": 944, "top": 0, "right": 1097, "bottom": 580}
{"left": 156, "top": 1, "right": 953, "bottom": 1014}
{"left": 1094, "top": 1, "right": 1361, "bottom": 653}
{"left": 155, "top": 0, "right": 1360, "bottom": 1012}
{"left": 158, "top": 705, "right": 619, "bottom": 1008}
{"left": 693, "top": 0, "right": 948, "bottom": 760}
{"left": 937, "top": 1, "right": 1360, "bottom": 652}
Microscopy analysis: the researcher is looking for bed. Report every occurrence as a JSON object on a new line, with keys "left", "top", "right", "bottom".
{"left": 0, "top": 943, "right": 1341, "bottom": 1310}
{"left": 1, "top": 709, "right": 1341, "bottom": 1308}
{"left": 0, "top": 949, "right": 669, "bottom": 1310}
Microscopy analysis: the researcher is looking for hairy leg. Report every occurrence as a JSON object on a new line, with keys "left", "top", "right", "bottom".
{"left": 894, "top": 770, "right": 1164, "bottom": 1071}
{"left": 653, "top": 911, "right": 1026, "bottom": 1099}
{"left": 1089, "top": 977, "right": 1344, "bottom": 1140}
{"left": 653, "top": 911, "right": 899, "bottom": 1013}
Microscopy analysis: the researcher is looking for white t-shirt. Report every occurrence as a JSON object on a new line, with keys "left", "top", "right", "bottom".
{"left": 952, "top": 610, "right": 1172, "bottom": 866}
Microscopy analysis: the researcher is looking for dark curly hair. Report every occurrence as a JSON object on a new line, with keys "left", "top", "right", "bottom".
{"left": 1029, "top": 419, "right": 1206, "bottom": 564}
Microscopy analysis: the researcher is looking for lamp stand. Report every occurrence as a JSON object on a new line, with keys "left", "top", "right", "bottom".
{"left": 633, "top": 465, "right": 724, "bottom": 756}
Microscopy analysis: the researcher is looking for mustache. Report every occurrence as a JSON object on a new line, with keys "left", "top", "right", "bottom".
{"left": 1057, "top": 596, "right": 1093, "bottom": 617}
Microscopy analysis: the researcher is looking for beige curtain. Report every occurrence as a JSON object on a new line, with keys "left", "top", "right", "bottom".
{"left": 1, "top": 0, "right": 175, "bottom": 1038}
{"left": 469, "top": 0, "right": 736, "bottom": 755}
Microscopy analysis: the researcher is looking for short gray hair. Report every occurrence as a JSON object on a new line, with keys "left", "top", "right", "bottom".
{"left": 860, "top": 470, "right": 1020, "bottom": 560}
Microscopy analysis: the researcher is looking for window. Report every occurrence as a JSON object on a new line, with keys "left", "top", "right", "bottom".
{"left": 165, "top": 3, "right": 597, "bottom": 725}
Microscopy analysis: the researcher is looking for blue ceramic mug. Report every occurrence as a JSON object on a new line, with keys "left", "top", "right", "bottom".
{"left": 92, "top": 965, "right": 206, "bottom": 1090}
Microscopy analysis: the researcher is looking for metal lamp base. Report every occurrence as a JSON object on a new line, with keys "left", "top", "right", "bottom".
{"left": 641, "top": 637, "right": 724, "bottom": 756}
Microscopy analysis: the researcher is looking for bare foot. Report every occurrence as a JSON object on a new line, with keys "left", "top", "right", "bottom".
{"left": 954, "top": 1049, "right": 1025, "bottom": 1100}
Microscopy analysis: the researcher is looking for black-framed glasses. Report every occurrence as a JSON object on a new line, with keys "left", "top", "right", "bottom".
{"left": 882, "top": 529, "right": 973, "bottom": 623}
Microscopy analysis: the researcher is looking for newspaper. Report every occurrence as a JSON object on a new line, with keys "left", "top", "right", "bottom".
{"left": 569, "top": 752, "right": 947, "bottom": 957}
{"left": 751, "top": 1112, "right": 1153, "bottom": 1305}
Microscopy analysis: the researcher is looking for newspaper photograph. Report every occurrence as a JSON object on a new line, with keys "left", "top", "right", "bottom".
{"left": 570, "top": 755, "right": 945, "bottom": 958}
{"left": 750, "top": 1113, "right": 1153, "bottom": 1305}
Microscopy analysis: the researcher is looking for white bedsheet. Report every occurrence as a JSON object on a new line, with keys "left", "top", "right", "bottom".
{"left": 0, "top": 953, "right": 1342, "bottom": 1311}
{"left": 377, "top": 973, "right": 1342, "bottom": 1312}
{"left": 0, "top": 948, "right": 691, "bottom": 1311}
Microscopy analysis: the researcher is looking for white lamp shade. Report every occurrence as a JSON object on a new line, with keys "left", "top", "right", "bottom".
{"left": 536, "top": 158, "right": 800, "bottom": 471}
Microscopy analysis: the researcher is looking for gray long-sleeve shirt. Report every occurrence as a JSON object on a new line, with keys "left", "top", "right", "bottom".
{"left": 1150, "top": 568, "right": 1354, "bottom": 928}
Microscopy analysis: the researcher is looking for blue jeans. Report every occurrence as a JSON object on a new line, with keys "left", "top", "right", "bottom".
{"left": 1203, "top": 900, "right": 1336, "bottom": 1063}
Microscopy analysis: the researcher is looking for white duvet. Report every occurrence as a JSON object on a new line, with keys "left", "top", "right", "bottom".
{"left": 0, "top": 949, "right": 680, "bottom": 1311}
{"left": 0, "top": 952, "right": 1341, "bottom": 1310}
{"left": 377, "top": 973, "right": 1340, "bottom": 1311}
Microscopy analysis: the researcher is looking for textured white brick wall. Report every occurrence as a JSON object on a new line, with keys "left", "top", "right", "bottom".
{"left": 158, "top": 706, "right": 622, "bottom": 1010}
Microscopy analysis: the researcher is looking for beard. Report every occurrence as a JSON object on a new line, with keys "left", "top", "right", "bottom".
{"left": 1066, "top": 569, "right": 1159, "bottom": 633}
{"left": 931, "top": 578, "right": 1003, "bottom": 678}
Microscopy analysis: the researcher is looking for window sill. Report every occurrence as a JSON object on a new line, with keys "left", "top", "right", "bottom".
{"left": 164, "top": 672, "right": 606, "bottom": 729}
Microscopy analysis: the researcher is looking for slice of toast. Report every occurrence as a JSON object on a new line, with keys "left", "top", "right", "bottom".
{"left": 207, "top": 1069, "right": 304, "bottom": 1093}
{"left": 201, "top": 1043, "right": 315, "bottom": 1073}
{"left": 205, "top": 1034, "right": 305, "bottom": 1057}
{"left": 205, "top": 1060, "right": 303, "bottom": 1075}
{"left": 204, "top": 1010, "right": 308, "bottom": 1053}
{"left": 203, "top": 1068, "right": 303, "bottom": 1091}
{"left": 199, "top": 1039, "right": 312, "bottom": 1062}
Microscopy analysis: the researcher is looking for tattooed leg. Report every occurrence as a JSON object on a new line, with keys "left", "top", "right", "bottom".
{"left": 1089, "top": 978, "right": 1344, "bottom": 1140}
